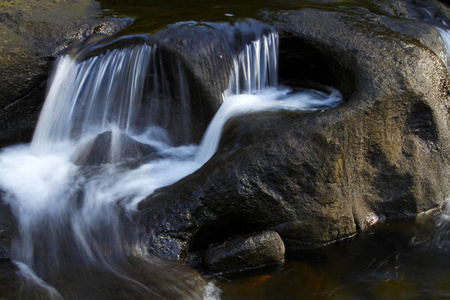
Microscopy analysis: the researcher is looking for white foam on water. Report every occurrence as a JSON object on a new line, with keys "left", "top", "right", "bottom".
{"left": 203, "top": 281, "right": 222, "bottom": 300}
{"left": 0, "top": 30, "right": 344, "bottom": 298}
{"left": 14, "top": 260, "right": 64, "bottom": 300}
{"left": 436, "top": 27, "right": 450, "bottom": 71}
{"left": 196, "top": 87, "right": 343, "bottom": 164}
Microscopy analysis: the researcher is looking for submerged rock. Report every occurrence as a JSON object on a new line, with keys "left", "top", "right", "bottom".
{"left": 72, "top": 131, "right": 159, "bottom": 166}
{"left": 203, "top": 231, "right": 285, "bottom": 274}
{"left": 138, "top": 1, "right": 450, "bottom": 261}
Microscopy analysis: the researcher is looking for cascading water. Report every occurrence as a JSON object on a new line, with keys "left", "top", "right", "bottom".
{"left": 437, "top": 28, "right": 450, "bottom": 70}
{"left": 437, "top": 27, "right": 450, "bottom": 73}
{"left": 226, "top": 32, "right": 278, "bottom": 95}
{"left": 432, "top": 23, "right": 450, "bottom": 249}
{"left": 0, "top": 25, "right": 343, "bottom": 299}
{"left": 32, "top": 42, "right": 195, "bottom": 159}
{"left": 409, "top": 3, "right": 450, "bottom": 72}
{"left": 196, "top": 31, "right": 342, "bottom": 164}
{"left": 32, "top": 45, "right": 152, "bottom": 155}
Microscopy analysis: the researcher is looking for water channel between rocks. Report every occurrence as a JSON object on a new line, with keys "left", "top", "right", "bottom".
{"left": 1, "top": 0, "right": 450, "bottom": 299}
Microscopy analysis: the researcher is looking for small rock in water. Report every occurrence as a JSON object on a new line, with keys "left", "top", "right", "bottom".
{"left": 72, "top": 131, "right": 159, "bottom": 166}
{"left": 203, "top": 230, "right": 285, "bottom": 274}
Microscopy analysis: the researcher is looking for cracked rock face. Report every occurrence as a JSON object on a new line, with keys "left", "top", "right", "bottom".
{"left": 138, "top": 2, "right": 450, "bottom": 264}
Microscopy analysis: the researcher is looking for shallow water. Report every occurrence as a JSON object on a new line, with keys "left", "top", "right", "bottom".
{"left": 0, "top": 27, "right": 344, "bottom": 298}
{"left": 90, "top": 1, "right": 450, "bottom": 299}
{"left": 216, "top": 216, "right": 450, "bottom": 299}
{"left": 98, "top": 0, "right": 377, "bottom": 35}
{"left": 1, "top": 0, "right": 450, "bottom": 299}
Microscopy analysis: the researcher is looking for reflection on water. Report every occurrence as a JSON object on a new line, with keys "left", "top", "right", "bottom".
{"left": 217, "top": 214, "right": 450, "bottom": 299}
{"left": 97, "top": 0, "right": 374, "bottom": 35}
{"left": 3, "top": 213, "right": 449, "bottom": 299}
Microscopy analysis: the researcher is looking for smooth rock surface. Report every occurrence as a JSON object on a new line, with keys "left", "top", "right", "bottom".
{"left": 203, "top": 231, "right": 285, "bottom": 274}
{"left": 138, "top": 1, "right": 450, "bottom": 261}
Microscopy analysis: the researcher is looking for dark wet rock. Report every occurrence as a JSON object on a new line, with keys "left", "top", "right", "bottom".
{"left": 138, "top": 2, "right": 450, "bottom": 260}
{"left": 153, "top": 20, "right": 274, "bottom": 111}
{"left": 0, "top": 0, "right": 130, "bottom": 147}
{"left": 72, "top": 131, "right": 159, "bottom": 166}
{"left": 203, "top": 231, "right": 285, "bottom": 274}
{"left": 149, "top": 20, "right": 274, "bottom": 144}
{"left": 74, "top": 20, "right": 274, "bottom": 146}
{"left": 0, "top": 199, "right": 16, "bottom": 261}
{"left": 0, "top": 261, "right": 21, "bottom": 297}
{"left": 0, "top": 234, "right": 11, "bottom": 261}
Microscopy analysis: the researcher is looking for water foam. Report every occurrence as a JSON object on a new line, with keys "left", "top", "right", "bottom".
{"left": 0, "top": 30, "right": 343, "bottom": 298}
{"left": 196, "top": 87, "right": 343, "bottom": 164}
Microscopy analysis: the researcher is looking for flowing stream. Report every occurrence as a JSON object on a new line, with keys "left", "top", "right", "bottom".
{"left": 3, "top": 8, "right": 450, "bottom": 297}
{"left": 0, "top": 27, "right": 343, "bottom": 299}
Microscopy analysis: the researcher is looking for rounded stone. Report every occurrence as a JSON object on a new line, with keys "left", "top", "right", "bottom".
{"left": 203, "top": 230, "right": 285, "bottom": 274}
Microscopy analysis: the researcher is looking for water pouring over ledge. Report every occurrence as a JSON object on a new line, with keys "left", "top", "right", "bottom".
{"left": 0, "top": 20, "right": 343, "bottom": 299}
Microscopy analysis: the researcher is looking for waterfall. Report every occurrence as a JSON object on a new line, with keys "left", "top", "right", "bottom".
{"left": 408, "top": 3, "right": 450, "bottom": 72}
{"left": 226, "top": 32, "right": 278, "bottom": 95}
{"left": 437, "top": 27, "right": 450, "bottom": 71}
{"left": 433, "top": 20, "right": 450, "bottom": 247}
{"left": 0, "top": 27, "right": 343, "bottom": 299}
{"left": 1, "top": 42, "right": 205, "bottom": 298}
{"left": 31, "top": 45, "right": 152, "bottom": 155}
{"left": 31, "top": 43, "right": 194, "bottom": 158}
{"left": 195, "top": 32, "right": 342, "bottom": 164}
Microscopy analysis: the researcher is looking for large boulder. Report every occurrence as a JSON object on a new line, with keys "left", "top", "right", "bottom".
{"left": 0, "top": 0, "right": 130, "bottom": 147}
{"left": 138, "top": 1, "right": 450, "bottom": 262}
{"left": 75, "top": 20, "right": 274, "bottom": 145}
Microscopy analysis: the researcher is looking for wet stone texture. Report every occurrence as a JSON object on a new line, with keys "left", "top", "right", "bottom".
{"left": 0, "top": 200, "right": 15, "bottom": 261}
{"left": 72, "top": 131, "right": 160, "bottom": 166}
{"left": 1, "top": 0, "right": 450, "bottom": 277}
{"left": 203, "top": 231, "right": 285, "bottom": 274}
{"left": 138, "top": 1, "right": 450, "bottom": 269}
{"left": 0, "top": 0, "right": 130, "bottom": 147}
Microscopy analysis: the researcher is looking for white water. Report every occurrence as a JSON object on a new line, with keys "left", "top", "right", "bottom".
{"left": 437, "top": 28, "right": 450, "bottom": 71}
{"left": 226, "top": 32, "right": 278, "bottom": 95}
{"left": 15, "top": 261, "right": 64, "bottom": 299}
{"left": 31, "top": 45, "right": 153, "bottom": 155}
{"left": 0, "top": 31, "right": 343, "bottom": 298}
{"left": 196, "top": 87, "right": 343, "bottom": 164}
{"left": 32, "top": 43, "right": 194, "bottom": 157}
